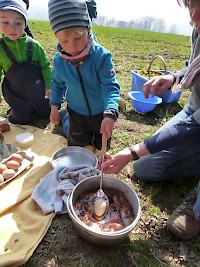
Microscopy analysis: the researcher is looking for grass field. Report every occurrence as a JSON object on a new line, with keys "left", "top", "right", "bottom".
{"left": 2, "top": 20, "right": 200, "bottom": 267}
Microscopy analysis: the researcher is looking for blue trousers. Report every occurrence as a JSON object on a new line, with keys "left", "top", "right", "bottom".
{"left": 134, "top": 105, "right": 200, "bottom": 219}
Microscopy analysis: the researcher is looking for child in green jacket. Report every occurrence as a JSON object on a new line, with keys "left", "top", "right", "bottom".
{"left": 0, "top": 0, "right": 51, "bottom": 124}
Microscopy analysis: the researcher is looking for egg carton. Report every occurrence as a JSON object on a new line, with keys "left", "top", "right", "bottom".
{"left": 0, "top": 151, "right": 34, "bottom": 187}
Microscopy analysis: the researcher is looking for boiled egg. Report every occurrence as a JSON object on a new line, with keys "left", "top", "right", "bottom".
{"left": 6, "top": 160, "right": 20, "bottom": 170}
{"left": 0, "top": 163, "right": 8, "bottom": 173}
{"left": 93, "top": 198, "right": 107, "bottom": 217}
{"left": 2, "top": 169, "right": 16, "bottom": 180}
{"left": 10, "top": 153, "right": 23, "bottom": 164}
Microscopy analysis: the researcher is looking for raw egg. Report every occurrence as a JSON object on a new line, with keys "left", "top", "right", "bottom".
{"left": 10, "top": 153, "right": 23, "bottom": 164}
{"left": 6, "top": 160, "right": 20, "bottom": 171}
{"left": 0, "top": 163, "right": 8, "bottom": 173}
{"left": 2, "top": 169, "right": 16, "bottom": 180}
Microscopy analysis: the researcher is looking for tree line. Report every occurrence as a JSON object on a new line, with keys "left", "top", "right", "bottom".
{"left": 95, "top": 16, "right": 181, "bottom": 35}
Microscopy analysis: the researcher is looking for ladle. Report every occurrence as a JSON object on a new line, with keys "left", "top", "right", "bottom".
{"left": 91, "top": 132, "right": 109, "bottom": 221}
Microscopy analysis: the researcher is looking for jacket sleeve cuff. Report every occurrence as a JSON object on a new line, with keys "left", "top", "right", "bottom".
{"left": 103, "top": 109, "right": 118, "bottom": 121}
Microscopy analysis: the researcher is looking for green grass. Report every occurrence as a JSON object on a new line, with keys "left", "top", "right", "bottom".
{"left": 2, "top": 21, "right": 198, "bottom": 267}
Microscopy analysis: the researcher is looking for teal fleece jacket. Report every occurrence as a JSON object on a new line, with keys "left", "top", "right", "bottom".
{"left": 50, "top": 41, "right": 120, "bottom": 116}
{"left": 0, "top": 33, "right": 52, "bottom": 88}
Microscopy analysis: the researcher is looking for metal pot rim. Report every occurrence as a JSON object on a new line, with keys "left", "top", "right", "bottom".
{"left": 67, "top": 175, "right": 141, "bottom": 237}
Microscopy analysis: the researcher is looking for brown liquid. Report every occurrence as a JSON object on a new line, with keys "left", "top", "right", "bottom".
{"left": 74, "top": 188, "right": 135, "bottom": 232}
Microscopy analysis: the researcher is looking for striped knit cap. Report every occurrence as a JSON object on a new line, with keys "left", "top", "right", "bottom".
{"left": 0, "top": 0, "right": 27, "bottom": 25}
{"left": 48, "top": 0, "right": 91, "bottom": 34}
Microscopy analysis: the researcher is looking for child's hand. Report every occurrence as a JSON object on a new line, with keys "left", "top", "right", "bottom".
{"left": 100, "top": 117, "right": 114, "bottom": 139}
{"left": 50, "top": 105, "right": 60, "bottom": 125}
{"left": 45, "top": 89, "right": 51, "bottom": 99}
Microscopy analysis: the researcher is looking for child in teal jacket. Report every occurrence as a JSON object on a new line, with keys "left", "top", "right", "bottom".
{"left": 48, "top": 0, "right": 120, "bottom": 150}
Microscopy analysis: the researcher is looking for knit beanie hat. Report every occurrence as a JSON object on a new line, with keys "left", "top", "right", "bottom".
{"left": 22, "top": 0, "right": 29, "bottom": 10}
{"left": 0, "top": 0, "right": 27, "bottom": 25}
{"left": 48, "top": 0, "right": 91, "bottom": 34}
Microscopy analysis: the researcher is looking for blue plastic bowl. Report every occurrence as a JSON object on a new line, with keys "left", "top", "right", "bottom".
{"left": 128, "top": 91, "right": 162, "bottom": 113}
{"left": 131, "top": 70, "right": 181, "bottom": 103}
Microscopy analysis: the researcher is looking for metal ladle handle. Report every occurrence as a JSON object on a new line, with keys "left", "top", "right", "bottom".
{"left": 100, "top": 132, "right": 107, "bottom": 190}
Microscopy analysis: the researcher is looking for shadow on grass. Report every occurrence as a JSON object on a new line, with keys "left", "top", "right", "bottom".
{"left": 131, "top": 174, "right": 199, "bottom": 214}
{"left": 124, "top": 101, "right": 183, "bottom": 127}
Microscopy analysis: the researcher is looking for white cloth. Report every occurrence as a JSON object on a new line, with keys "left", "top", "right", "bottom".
{"left": 32, "top": 165, "right": 100, "bottom": 214}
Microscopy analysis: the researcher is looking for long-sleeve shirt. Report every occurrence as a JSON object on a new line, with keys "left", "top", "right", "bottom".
{"left": 144, "top": 27, "right": 200, "bottom": 153}
{"left": 172, "top": 28, "right": 200, "bottom": 124}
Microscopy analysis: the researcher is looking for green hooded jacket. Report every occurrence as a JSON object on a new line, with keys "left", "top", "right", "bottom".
{"left": 0, "top": 33, "right": 51, "bottom": 89}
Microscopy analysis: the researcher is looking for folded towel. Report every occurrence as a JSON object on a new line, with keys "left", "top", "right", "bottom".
{"left": 32, "top": 165, "right": 100, "bottom": 214}
{"left": 172, "top": 54, "right": 200, "bottom": 92}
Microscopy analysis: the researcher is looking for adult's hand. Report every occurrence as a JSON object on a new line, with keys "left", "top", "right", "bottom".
{"left": 143, "top": 74, "right": 175, "bottom": 98}
{"left": 98, "top": 148, "right": 133, "bottom": 174}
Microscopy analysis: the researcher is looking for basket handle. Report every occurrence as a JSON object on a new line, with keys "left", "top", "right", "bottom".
{"left": 146, "top": 55, "right": 167, "bottom": 77}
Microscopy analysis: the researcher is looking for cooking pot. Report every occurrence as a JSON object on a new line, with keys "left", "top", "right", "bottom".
{"left": 67, "top": 175, "right": 141, "bottom": 246}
